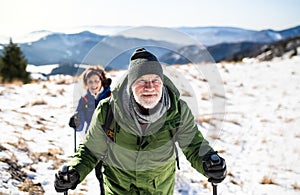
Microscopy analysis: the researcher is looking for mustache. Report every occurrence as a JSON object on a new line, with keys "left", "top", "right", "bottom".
{"left": 141, "top": 92, "right": 158, "bottom": 96}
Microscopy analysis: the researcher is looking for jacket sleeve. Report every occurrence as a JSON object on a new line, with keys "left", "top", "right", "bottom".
{"left": 177, "top": 100, "right": 214, "bottom": 175}
{"left": 69, "top": 100, "right": 110, "bottom": 182}
{"left": 68, "top": 144, "right": 99, "bottom": 182}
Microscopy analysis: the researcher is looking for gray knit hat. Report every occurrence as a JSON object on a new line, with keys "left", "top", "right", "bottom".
{"left": 128, "top": 48, "right": 163, "bottom": 87}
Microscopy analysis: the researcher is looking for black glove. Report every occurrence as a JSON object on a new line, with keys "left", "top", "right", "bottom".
{"left": 69, "top": 112, "right": 81, "bottom": 129}
{"left": 203, "top": 151, "right": 227, "bottom": 183}
{"left": 54, "top": 166, "right": 80, "bottom": 192}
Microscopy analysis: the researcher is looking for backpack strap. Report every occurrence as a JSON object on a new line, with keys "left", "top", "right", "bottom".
{"left": 82, "top": 95, "right": 88, "bottom": 103}
{"left": 102, "top": 103, "right": 115, "bottom": 143}
{"left": 97, "top": 101, "right": 116, "bottom": 194}
{"left": 81, "top": 95, "right": 89, "bottom": 109}
{"left": 101, "top": 101, "right": 120, "bottom": 143}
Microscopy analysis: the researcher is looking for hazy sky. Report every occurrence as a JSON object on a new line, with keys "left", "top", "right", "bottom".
{"left": 1, "top": 0, "right": 300, "bottom": 35}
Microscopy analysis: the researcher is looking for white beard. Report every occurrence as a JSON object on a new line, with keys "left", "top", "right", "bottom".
{"left": 133, "top": 92, "right": 161, "bottom": 109}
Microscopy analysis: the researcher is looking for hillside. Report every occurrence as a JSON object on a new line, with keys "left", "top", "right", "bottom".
{"left": 1, "top": 56, "right": 300, "bottom": 194}
{"left": 161, "top": 36, "right": 300, "bottom": 64}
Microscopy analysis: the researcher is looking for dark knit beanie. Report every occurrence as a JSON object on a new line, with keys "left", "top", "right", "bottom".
{"left": 128, "top": 48, "right": 163, "bottom": 87}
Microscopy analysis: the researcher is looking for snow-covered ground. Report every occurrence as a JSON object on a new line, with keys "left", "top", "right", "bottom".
{"left": 0, "top": 56, "right": 300, "bottom": 194}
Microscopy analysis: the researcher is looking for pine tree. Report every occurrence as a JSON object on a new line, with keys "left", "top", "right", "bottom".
{"left": 0, "top": 38, "right": 31, "bottom": 83}
{"left": 0, "top": 57, "right": 3, "bottom": 73}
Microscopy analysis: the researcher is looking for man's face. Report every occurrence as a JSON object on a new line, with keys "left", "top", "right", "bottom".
{"left": 131, "top": 74, "right": 163, "bottom": 109}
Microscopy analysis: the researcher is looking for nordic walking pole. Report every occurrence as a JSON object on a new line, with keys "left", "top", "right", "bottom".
{"left": 74, "top": 127, "right": 76, "bottom": 153}
{"left": 212, "top": 182, "right": 217, "bottom": 195}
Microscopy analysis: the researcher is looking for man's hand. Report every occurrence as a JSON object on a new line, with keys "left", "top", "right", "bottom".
{"left": 203, "top": 151, "right": 227, "bottom": 183}
{"left": 54, "top": 166, "right": 80, "bottom": 192}
{"left": 69, "top": 112, "right": 81, "bottom": 129}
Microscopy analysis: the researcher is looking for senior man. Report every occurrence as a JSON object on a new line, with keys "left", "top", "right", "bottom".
{"left": 54, "top": 48, "right": 226, "bottom": 194}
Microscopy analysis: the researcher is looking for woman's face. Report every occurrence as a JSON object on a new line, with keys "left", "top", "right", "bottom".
{"left": 86, "top": 74, "right": 102, "bottom": 94}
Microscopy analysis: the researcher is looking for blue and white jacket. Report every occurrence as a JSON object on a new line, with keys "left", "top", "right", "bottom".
{"left": 75, "top": 86, "right": 111, "bottom": 133}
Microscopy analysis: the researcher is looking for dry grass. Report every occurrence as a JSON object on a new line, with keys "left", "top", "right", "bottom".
{"left": 196, "top": 115, "right": 242, "bottom": 128}
{"left": 261, "top": 139, "right": 267, "bottom": 144}
{"left": 23, "top": 123, "right": 32, "bottom": 130}
{"left": 37, "top": 125, "right": 47, "bottom": 132}
{"left": 213, "top": 93, "right": 226, "bottom": 99}
{"left": 234, "top": 140, "right": 240, "bottom": 145}
{"left": 285, "top": 118, "right": 295, "bottom": 123}
{"left": 57, "top": 88, "right": 65, "bottom": 95}
{"left": 32, "top": 99, "right": 47, "bottom": 106}
{"left": 227, "top": 171, "right": 234, "bottom": 177}
{"left": 181, "top": 90, "right": 191, "bottom": 97}
{"left": 217, "top": 149, "right": 226, "bottom": 154}
{"left": 1, "top": 79, "right": 24, "bottom": 86}
{"left": 0, "top": 145, "right": 46, "bottom": 193}
{"left": 200, "top": 180, "right": 209, "bottom": 188}
{"left": 260, "top": 176, "right": 277, "bottom": 185}
{"left": 45, "top": 91, "right": 56, "bottom": 97}
{"left": 201, "top": 93, "right": 210, "bottom": 100}
{"left": 6, "top": 137, "right": 30, "bottom": 152}
{"left": 29, "top": 147, "right": 66, "bottom": 169}
{"left": 230, "top": 178, "right": 243, "bottom": 187}
{"left": 260, "top": 119, "right": 270, "bottom": 123}
{"left": 196, "top": 117, "right": 214, "bottom": 124}
{"left": 0, "top": 145, "right": 7, "bottom": 152}
{"left": 1, "top": 141, "right": 66, "bottom": 193}
{"left": 54, "top": 77, "right": 74, "bottom": 85}
{"left": 42, "top": 84, "right": 48, "bottom": 89}
{"left": 292, "top": 182, "right": 300, "bottom": 190}
{"left": 55, "top": 79, "right": 68, "bottom": 85}
{"left": 69, "top": 192, "right": 86, "bottom": 195}
{"left": 208, "top": 133, "right": 221, "bottom": 140}
{"left": 18, "top": 180, "right": 44, "bottom": 194}
{"left": 0, "top": 157, "right": 27, "bottom": 181}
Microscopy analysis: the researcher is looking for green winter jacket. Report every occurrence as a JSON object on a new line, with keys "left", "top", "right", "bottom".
{"left": 69, "top": 75, "right": 213, "bottom": 194}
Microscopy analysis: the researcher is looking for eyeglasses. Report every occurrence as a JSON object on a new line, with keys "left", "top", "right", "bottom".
{"left": 87, "top": 80, "right": 100, "bottom": 85}
{"left": 134, "top": 79, "right": 162, "bottom": 87}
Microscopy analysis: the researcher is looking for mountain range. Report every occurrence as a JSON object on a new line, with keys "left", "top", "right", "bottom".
{"left": 1, "top": 25, "right": 300, "bottom": 75}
